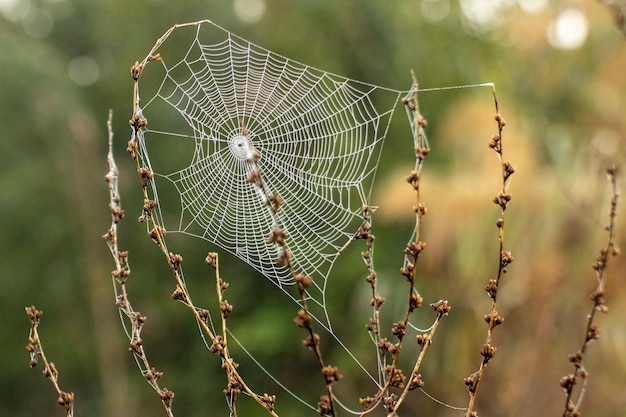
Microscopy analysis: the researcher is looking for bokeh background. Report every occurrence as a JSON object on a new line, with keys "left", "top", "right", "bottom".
{"left": 2, "top": 0, "right": 626, "bottom": 416}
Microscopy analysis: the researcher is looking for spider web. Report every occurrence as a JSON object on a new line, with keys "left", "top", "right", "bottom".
{"left": 133, "top": 20, "right": 405, "bottom": 309}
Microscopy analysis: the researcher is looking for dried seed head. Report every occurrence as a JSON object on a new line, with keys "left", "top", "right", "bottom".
{"left": 488, "top": 134, "right": 500, "bottom": 149}
{"left": 318, "top": 395, "right": 332, "bottom": 416}
{"left": 130, "top": 61, "right": 142, "bottom": 80}
{"left": 484, "top": 312, "right": 504, "bottom": 327}
{"left": 322, "top": 365, "right": 342, "bottom": 385}
{"left": 386, "top": 366, "right": 406, "bottom": 388}
{"left": 139, "top": 166, "right": 153, "bottom": 186}
{"left": 295, "top": 273, "right": 313, "bottom": 289}
{"left": 568, "top": 351, "right": 583, "bottom": 365}
{"left": 209, "top": 335, "right": 226, "bottom": 355}
{"left": 149, "top": 226, "right": 166, "bottom": 243}
{"left": 205, "top": 252, "right": 218, "bottom": 268}
{"left": 359, "top": 396, "right": 376, "bottom": 409}
{"left": 145, "top": 367, "right": 163, "bottom": 382}
{"left": 501, "top": 250, "right": 514, "bottom": 266}
{"left": 485, "top": 279, "right": 498, "bottom": 298}
{"left": 503, "top": 160, "right": 516, "bottom": 180}
{"left": 224, "top": 375, "right": 243, "bottom": 397}
{"left": 391, "top": 321, "right": 407, "bottom": 339}
{"left": 25, "top": 306, "right": 43, "bottom": 324}
{"left": 383, "top": 393, "right": 398, "bottom": 413}
{"left": 430, "top": 299, "right": 451, "bottom": 316}
{"left": 409, "top": 292, "right": 423, "bottom": 311}
{"left": 171, "top": 286, "right": 186, "bottom": 302}
{"left": 294, "top": 309, "right": 312, "bottom": 328}
{"left": 268, "top": 227, "right": 287, "bottom": 245}
{"left": 560, "top": 374, "right": 576, "bottom": 391}
{"left": 129, "top": 338, "right": 143, "bottom": 353}
{"left": 44, "top": 362, "right": 58, "bottom": 379}
{"left": 416, "top": 333, "right": 431, "bottom": 347}
{"left": 246, "top": 168, "right": 261, "bottom": 184}
{"left": 464, "top": 373, "right": 479, "bottom": 393}
{"left": 169, "top": 253, "right": 183, "bottom": 270}
{"left": 480, "top": 343, "right": 497, "bottom": 364}
{"left": 198, "top": 309, "right": 210, "bottom": 323}
{"left": 377, "top": 337, "right": 392, "bottom": 352}
{"left": 495, "top": 113, "right": 506, "bottom": 127}
{"left": 372, "top": 294, "right": 385, "bottom": 309}
{"left": 57, "top": 391, "right": 75, "bottom": 410}
{"left": 365, "top": 318, "right": 377, "bottom": 333}
{"left": 260, "top": 393, "right": 276, "bottom": 412}
{"left": 400, "top": 262, "right": 414, "bottom": 280}
{"left": 158, "top": 388, "right": 175, "bottom": 407}
{"left": 220, "top": 301, "right": 233, "bottom": 318}
{"left": 303, "top": 333, "right": 320, "bottom": 349}
{"left": 405, "top": 170, "right": 419, "bottom": 184}
{"left": 409, "top": 373, "right": 424, "bottom": 390}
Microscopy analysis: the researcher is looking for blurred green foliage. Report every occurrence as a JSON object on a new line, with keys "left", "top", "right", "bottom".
{"left": 2, "top": 1, "right": 625, "bottom": 416}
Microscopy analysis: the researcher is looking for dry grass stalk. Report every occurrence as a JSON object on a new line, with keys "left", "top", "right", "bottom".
{"left": 128, "top": 61, "right": 279, "bottom": 417}
{"left": 103, "top": 109, "right": 176, "bottom": 416}
{"left": 560, "top": 165, "right": 620, "bottom": 417}
{"left": 464, "top": 85, "right": 514, "bottom": 417}
{"left": 359, "top": 71, "right": 450, "bottom": 416}
{"left": 25, "top": 305, "right": 75, "bottom": 417}
{"left": 245, "top": 143, "right": 341, "bottom": 416}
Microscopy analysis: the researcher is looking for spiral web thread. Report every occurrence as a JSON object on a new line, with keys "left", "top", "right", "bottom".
{"left": 134, "top": 20, "right": 405, "bottom": 312}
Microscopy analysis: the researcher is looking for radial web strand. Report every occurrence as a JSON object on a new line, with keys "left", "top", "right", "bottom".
{"left": 134, "top": 20, "right": 404, "bottom": 309}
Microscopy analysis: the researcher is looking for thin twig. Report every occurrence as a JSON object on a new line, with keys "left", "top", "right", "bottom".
{"left": 560, "top": 165, "right": 620, "bottom": 417}
{"left": 103, "top": 109, "right": 175, "bottom": 417}
{"left": 464, "top": 85, "right": 514, "bottom": 417}
{"left": 360, "top": 71, "right": 449, "bottom": 417}
{"left": 25, "top": 305, "right": 75, "bottom": 417}
{"left": 243, "top": 134, "right": 340, "bottom": 417}
{"left": 128, "top": 65, "right": 280, "bottom": 415}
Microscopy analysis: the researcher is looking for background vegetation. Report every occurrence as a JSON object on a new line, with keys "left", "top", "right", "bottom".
{"left": 2, "top": 0, "right": 625, "bottom": 416}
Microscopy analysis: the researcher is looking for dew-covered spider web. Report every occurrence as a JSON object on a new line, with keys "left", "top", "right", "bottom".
{"left": 127, "top": 20, "right": 502, "bottom": 415}
{"left": 133, "top": 20, "right": 408, "bottom": 312}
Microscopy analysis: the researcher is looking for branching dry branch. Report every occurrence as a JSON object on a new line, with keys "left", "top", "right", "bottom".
{"left": 128, "top": 60, "right": 279, "bottom": 417}
{"left": 359, "top": 71, "right": 450, "bottom": 417}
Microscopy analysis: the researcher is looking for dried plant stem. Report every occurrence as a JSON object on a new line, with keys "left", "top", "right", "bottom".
{"left": 360, "top": 71, "right": 449, "bottom": 417}
{"left": 464, "top": 85, "right": 514, "bottom": 417}
{"left": 243, "top": 138, "right": 340, "bottom": 417}
{"left": 388, "top": 71, "right": 450, "bottom": 416}
{"left": 128, "top": 70, "right": 279, "bottom": 415}
{"left": 103, "top": 110, "right": 175, "bottom": 417}
{"left": 25, "top": 306, "right": 75, "bottom": 417}
{"left": 560, "top": 165, "right": 620, "bottom": 417}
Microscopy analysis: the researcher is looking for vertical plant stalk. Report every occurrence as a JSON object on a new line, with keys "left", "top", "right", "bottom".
{"left": 560, "top": 165, "right": 620, "bottom": 417}
{"left": 243, "top": 123, "right": 341, "bottom": 417}
{"left": 388, "top": 71, "right": 451, "bottom": 416}
{"left": 127, "top": 61, "right": 279, "bottom": 417}
{"left": 360, "top": 71, "right": 450, "bottom": 417}
{"left": 103, "top": 109, "right": 175, "bottom": 417}
{"left": 25, "top": 306, "right": 75, "bottom": 417}
{"left": 464, "top": 85, "right": 514, "bottom": 417}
